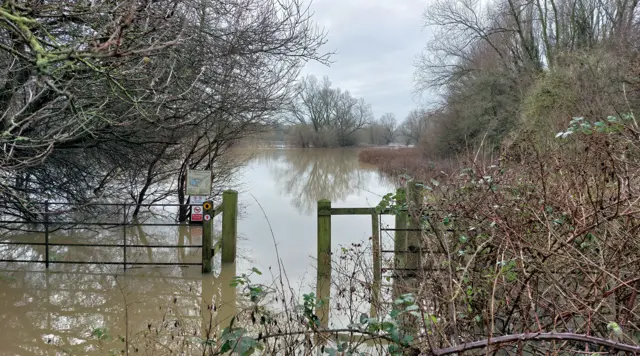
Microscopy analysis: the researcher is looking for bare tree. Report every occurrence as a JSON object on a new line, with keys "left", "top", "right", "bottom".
{"left": 379, "top": 113, "right": 397, "bottom": 144}
{"left": 0, "top": 0, "right": 330, "bottom": 217}
{"left": 332, "top": 91, "right": 372, "bottom": 146}
{"left": 400, "top": 109, "right": 430, "bottom": 145}
{"left": 288, "top": 75, "right": 334, "bottom": 133}
{"left": 288, "top": 74, "right": 372, "bottom": 147}
{"left": 367, "top": 113, "right": 398, "bottom": 145}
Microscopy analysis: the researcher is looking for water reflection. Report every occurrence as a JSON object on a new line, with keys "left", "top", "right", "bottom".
{"left": 0, "top": 263, "right": 240, "bottom": 355}
{"left": 254, "top": 149, "right": 380, "bottom": 214}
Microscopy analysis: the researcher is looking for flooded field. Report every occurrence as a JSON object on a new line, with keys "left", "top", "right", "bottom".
{"left": 0, "top": 148, "right": 399, "bottom": 355}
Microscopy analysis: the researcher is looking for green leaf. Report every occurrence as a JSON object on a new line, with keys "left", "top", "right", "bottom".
{"left": 381, "top": 321, "right": 395, "bottom": 331}
{"left": 607, "top": 322, "right": 623, "bottom": 336}
{"left": 237, "top": 337, "right": 257, "bottom": 355}
{"left": 403, "top": 334, "right": 414, "bottom": 345}
{"left": 251, "top": 267, "right": 262, "bottom": 275}
{"left": 388, "top": 344, "right": 400, "bottom": 354}
{"left": 220, "top": 341, "right": 232, "bottom": 353}
{"left": 405, "top": 304, "right": 419, "bottom": 312}
{"left": 325, "top": 347, "right": 337, "bottom": 356}
{"left": 359, "top": 313, "right": 368, "bottom": 324}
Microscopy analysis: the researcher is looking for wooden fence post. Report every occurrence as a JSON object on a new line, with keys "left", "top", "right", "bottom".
{"left": 393, "top": 188, "right": 407, "bottom": 274}
{"left": 405, "top": 181, "right": 424, "bottom": 337}
{"left": 221, "top": 190, "right": 238, "bottom": 264}
{"left": 202, "top": 200, "right": 214, "bottom": 273}
{"left": 371, "top": 212, "right": 381, "bottom": 317}
{"left": 406, "top": 181, "right": 423, "bottom": 275}
{"left": 392, "top": 188, "right": 408, "bottom": 302}
{"left": 316, "top": 199, "right": 331, "bottom": 329}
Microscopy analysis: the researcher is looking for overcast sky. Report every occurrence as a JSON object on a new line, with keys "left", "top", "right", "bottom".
{"left": 300, "top": 0, "right": 432, "bottom": 123}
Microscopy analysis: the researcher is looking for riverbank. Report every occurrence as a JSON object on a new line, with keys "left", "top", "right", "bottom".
{"left": 357, "top": 147, "right": 455, "bottom": 181}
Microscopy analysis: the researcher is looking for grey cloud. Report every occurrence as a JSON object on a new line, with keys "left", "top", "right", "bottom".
{"left": 302, "top": 0, "right": 432, "bottom": 121}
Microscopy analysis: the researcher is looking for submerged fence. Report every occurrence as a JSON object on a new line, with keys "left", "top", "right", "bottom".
{"left": 0, "top": 190, "right": 238, "bottom": 271}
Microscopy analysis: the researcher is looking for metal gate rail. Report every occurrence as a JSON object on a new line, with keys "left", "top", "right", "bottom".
{"left": 0, "top": 201, "right": 206, "bottom": 269}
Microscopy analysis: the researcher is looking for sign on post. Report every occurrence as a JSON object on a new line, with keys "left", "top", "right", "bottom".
{"left": 186, "top": 170, "right": 212, "bottom": 196}
{"left": 189, "top": 195, "right": 207, "bottom": 223}
{"left": 191, "top": 205, "right": 203, "bottom": 222}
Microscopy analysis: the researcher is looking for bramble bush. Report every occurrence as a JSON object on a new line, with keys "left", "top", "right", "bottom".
{"left": 361, "top": 112, "right": 640, "bottom": 353}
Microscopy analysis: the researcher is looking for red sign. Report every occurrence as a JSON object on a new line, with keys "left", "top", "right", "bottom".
{"left": 191, "top": 205, "right": 203, "bottom": 222}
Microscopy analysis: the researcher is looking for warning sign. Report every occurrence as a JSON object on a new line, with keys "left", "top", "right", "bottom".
{"left": 204, "top": 214, "right": 211, "bottom": 221}
{"left": 191, "top": 205, "right": 203, "bottom": 222}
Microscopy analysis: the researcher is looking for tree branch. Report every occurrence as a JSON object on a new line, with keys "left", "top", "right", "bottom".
{"left": 430, "top": 332, "right": 640, "bottom": 355}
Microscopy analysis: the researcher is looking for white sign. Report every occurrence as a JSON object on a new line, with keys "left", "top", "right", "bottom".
{"left": 204, "top": 214, "right": 211, "bottom": 221}
{"left": 191, "top": 205, "right": 203, "bottom": 222}
{"left": 190, "top": 195, "right": 207, "bottom": 205}
{"left": 186, "top": 170, "right": 212, "bottom": 196}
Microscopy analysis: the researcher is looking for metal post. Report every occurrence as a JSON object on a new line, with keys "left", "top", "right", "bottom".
{"left": 45, "top": 201, "right": 49, "bottom": 269}
{"left": 202, "top": 200, "right": 214, "bottom": 273}
{"left": 123, "top": 204, "right": 127, "bottom": 271}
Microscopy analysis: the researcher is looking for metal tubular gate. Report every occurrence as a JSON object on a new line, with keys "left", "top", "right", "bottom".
{"left": 0, "top": 201, "right": 205, "bottom": 269}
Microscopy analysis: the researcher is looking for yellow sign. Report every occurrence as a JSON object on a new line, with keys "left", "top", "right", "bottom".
{"left": 186, "top": 170, "right": 212, "bottom": 196}
{"left": 203, "top": 201, "right": 212, "bottom": 210}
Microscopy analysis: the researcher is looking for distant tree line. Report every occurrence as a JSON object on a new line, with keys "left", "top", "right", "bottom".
{"left": 0, "top": 0, "right": 329, "bottom": 219}
{"left": 280, "top": 74, "right": 402, "bottom": 147}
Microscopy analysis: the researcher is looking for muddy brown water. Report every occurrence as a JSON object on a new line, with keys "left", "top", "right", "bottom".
{"left": 0, "top": 148, "right": 398, "bottom": 355}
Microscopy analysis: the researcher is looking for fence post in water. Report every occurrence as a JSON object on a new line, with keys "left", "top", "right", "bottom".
{"left": 371, "top": 212, "right": 381, "bottom": 317}
{"left": 221, "top": 190, "right": 238, "bottom": 264}
{"left": 316, "top": 199, "right": 331, "bottom": 329}
{"left": 44, "top": 201, "right": 49, "bottom": 269}
{"left": 123, "top": 204, "right": 127, "bottom": 271}
{"left": 202, "top": 200, "right": 214, "bottom": 273}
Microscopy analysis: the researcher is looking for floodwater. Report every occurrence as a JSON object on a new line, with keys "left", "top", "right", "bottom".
{"left": 0, "top": 148, "right": 398, "bottom": 355}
